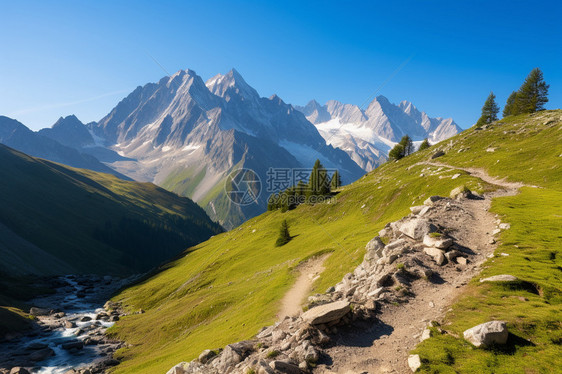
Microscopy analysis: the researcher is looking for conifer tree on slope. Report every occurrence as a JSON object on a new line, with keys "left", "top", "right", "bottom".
{"left": 419, "top": 138, "right": 430, "bottom": 151}
{"left": 503, "top": 91, "right": 518, "bottom": 117}
{"left": 514, "top": 68, "right": 549, "bottom": 114}
{"left": 275, "top": 219, "right": 291, "bottom": 247}
{"left": 308, "top": 159, "right": 330, "bottom": 197}
{"left": 476, "top": 92, "right": 500, "bottom": 127}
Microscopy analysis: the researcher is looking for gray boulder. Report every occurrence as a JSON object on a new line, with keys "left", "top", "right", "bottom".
{"left": 407, "top": 354, "right": 421, "bottom": 372}
{"left": 480, "top": 275, "right": 518, "bottom": 283}
{"left": 365, "top": 236, "right": 385, "bottom": 260}
{"left": 400, "top": 218, "right": 437, "bottom": 240}
{"left": 29, "top": 307, "right": 51, "bottom": 316}
{"left": 463, "top": 321, "right": 508, "bottom": 347}
{"left": 301, "top": 300, "right": 350, "bottom": 325}
{"left": 269, "top": 360, "right": 302, "bottom": 374}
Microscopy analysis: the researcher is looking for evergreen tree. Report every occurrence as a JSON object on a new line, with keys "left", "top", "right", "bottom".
{"left": 418, "top": 138, "right": 430, "bottom": 151}
{"left": 514, "top": 68, "right": 549, "bottom": 114}
{"left": 476, "top": 92, "right": 500, "bottom": 127}
{"left": 503, "top": 91, "right": 517, "bottom": 117}
{"left": 330, "top": 170, "right": 342, "bottom": 190}
{"left": 275, "top": 219, "right": 291, "bottom": 247}
{"left": 308, "top": 159, "right": 330, "bottom": 197}
{"left": 399, "top": 135, "right": 414, "bottom": 156}
{"left": 389, "top": 143, "right": 405, "bottom": 160}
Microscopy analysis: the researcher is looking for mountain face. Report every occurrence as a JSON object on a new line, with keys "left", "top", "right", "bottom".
{"left": 0, "top": 144, "right": 223, "bottom": 276}
{"left": 0, "top": 116, "right": 128, "bottom": 178}
{"left": 295, "top": 96, "right": 462, "bottom": 171}
{"left": 90, "top": 69, "right": 364, "bottom": 229}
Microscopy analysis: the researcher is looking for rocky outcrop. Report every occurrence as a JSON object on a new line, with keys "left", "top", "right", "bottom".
{"left": 166, "top": 196, "right": 480, "bottom": 374}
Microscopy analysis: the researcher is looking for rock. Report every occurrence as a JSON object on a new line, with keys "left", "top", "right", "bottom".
{"left": 423, "top": 196, "right": 443, "bottom": 206}
{"left": 452, "top": 173, "right": 461, "bottom": 179}
{"left": 9, "top": 368, "right": 30, "bottom": 374}
{"left": 29, "top": 307, "right": 51, "bottom": 316}
{"left": 431, "top": 150, "right": 445, "bottom": 159}
{"left": 423, "top": 247, "right": 446, "bottom": 265}
{"left": 365, "top": 236, "right": 385, "bottom": 261}
{"left": 444, "top": 250, "right": 462, "bottom": 262}
{"left": 450, "top": 186, "right": 470, "bottom": 199}
{"left": 80, "top": 316, "right": 92, "bottom": 322}
{"left": 29, "top": 347, "right": 54, "bottom": 361}
{"left": 166, "top": 363, "right": 188, "bottom": 374}
{"left": 62, "top": 341, "right": 84, "bottom": 350}
{"left": 480, "top": 274, "right": 518, "bottom": 283}
{"left": 420, "top": 328, "right": 431, "bottom": 342}
{"left": 407, "top": 354, "right": 421, "bottom": 372}
{"left": 422, "top": 235, "right": 453, "bottom": 249}
{"left": 198, "top": 349, "right": 217, "bottom": 364}
{"left": 463, "top": 321, "right": 508, "bottom": 347}
{"left": 456, "top": 257, "right": 468, "bottom": 265}
{"left": 269, "top": 360, "right": 302, "bottom": 374}
{"left": 64, "top": 320, "right": 76, "bottom": 329}
{"left": 410, "top": 205, "right": 425, "bottom": 215}
{"left": 302, "top": 301, "right": 351, "bottom": 325}
{"left": 399, "top": 218, "right": 437, "bottom": 240}
{"left": 418, "top": 206, "right": 431, "bottom": 217}
{"left": 499, "top": 223, "right": 511, "bottom": 230}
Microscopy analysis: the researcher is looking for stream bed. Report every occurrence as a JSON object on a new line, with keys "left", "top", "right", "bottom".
{"left": 0, "top": 275, "right": 135, "bottom": 374}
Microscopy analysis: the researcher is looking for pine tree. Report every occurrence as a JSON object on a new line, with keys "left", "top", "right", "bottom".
{"left": 275, "top": 219, "right": 291, "bottom": 247}
{"left": 514, "top": 68, "right": 549, "bottom": 114}
{"left": 308, "top": 159, "right": 330, "bottom": 198}
{"left": 476, "top": 92, "right": 500, "bottom": 127}
{"left": 389, "top": 144, "right": 405, "bottom": 160}
{"left": 330, "top": 170, "right": 342, "bottom": 190}
{"left": 503, "top": 91, "right": 517, "bottom": 117}
{"left": 400, "top": 135, "right": 414, "bottom": 156}
{"left": 419, "top": 138, "right": 430, "bottom": 151}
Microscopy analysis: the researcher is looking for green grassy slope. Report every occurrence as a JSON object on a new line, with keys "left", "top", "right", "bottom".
{"left": 0, "top": 144, "right": 223, "bottom": 277}
{"left": 110, "top": 110, "right": 561, "bottom": 374}
{"left": 411, "top": 110, "right": 562, "bottom": 373}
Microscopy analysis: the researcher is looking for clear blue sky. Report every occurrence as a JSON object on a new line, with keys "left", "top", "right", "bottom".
{"left": 1, "top": 0, "right": 560, "bottom": 130}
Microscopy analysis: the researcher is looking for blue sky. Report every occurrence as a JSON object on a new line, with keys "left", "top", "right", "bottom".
{"left": 1, "top": 0, "right": 560, "bottom": 130}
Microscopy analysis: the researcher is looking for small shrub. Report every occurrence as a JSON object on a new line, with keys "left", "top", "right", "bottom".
{"left": 266, "top": 350, "right": 279, "bottom": 358}
{"left": 396, "top": 263, "right": 405, "bottom": 270}
{"left": 429, "top": 232, "right": 442, "bottom": 238}
{"left": 246, "top": 369, "right": 256, "bottom": 374}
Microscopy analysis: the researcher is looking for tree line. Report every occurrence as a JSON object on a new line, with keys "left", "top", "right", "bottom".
{"left": 476, "top": 68, "right": 549, "bottom": 127}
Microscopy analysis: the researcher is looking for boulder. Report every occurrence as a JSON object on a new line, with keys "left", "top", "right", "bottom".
{"left": 444, "top": 250, "right": 462, "bottom": 262}
{"left": 269, "top": 360, "right": 302, "bottom": 374}
{"left": 364, "top": 237, "right": 385, "bottom": 261}
{"left": 422, "top": 235, "right": 453, "bottom": 249}
{"left": 407, "top": 354, "right": 421, "bottom": 372}
{"left": 64, "top": 320, "right": 76, "bottom": 329}
{"left": 463, "top": 321, "right": 508, "bottom": 347}
{"left": 409, "top": 205, "right": 425, "bottom": 215}
{"left": 29, "top": 347, "right": 54, "bottom": 362}
{"left": 62, "top": 341, "right": 84, "bottom": 350}
{"left": 431, "top": 150, "right": 445, "bottom": 159}
{"left": 423, "top": 247, "right": 446, "bottom": 265}
{"left": 400, "top": 218, "right": 437, "bottom": 240}
{"left": 302, "top": 301, "right": 350, "bottom": 325}
{"left": 165, "top": 363, "right": 188, "bottom": 374}
{"left": 480, "top": 275, "right": 518, "bottom": 283}
{"left": 450, "top": 186, "right": 471, "bottom": 199}
{"left": 423, "top": 196, "right": 443, "bottom": 206}
{"left": 198, "top": 349, "right": 217, "bottom": 364}
{"left": 29, "top": 307, "right": 51, "bottom": 316}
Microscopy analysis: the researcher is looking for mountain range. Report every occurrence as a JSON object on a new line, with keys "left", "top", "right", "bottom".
{"left": 0, "top": 69, "right": 461, "bottom": 228}
{"left": 295, "top": 97, "right": 461, "bottom": 171}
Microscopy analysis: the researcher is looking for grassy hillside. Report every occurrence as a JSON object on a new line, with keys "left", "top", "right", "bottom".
{"left": 109, "top": 110, "right": 561, "bottom": 374}
{"left": 0, "top": 144, "right": 223, "bottom": 277}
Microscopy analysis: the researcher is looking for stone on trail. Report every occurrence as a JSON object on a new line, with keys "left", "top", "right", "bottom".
{"left": 399, "top": 218, "right": 437, "bottom": 240}
{"left": 463, "top": 321, "right": 508, "bottom": 347}
{"left": 422, "top": 234, "right": 453, "bottom": 249}
{"left": 423, "top": 247, "right": 446, "bottom": 265}
{"left": 269, "top": 360, "right": 302, "bottom": 374}
{"left": 301, "top": 300, "right": 350, "bottom": 325}
{"left": 423, "top": 196, "right": 443, "bottom": 206}
{"left": 480, "top": 274, "right": 518, "bottom": 283}
{"left": 408, "top": 354, "right": 422, "bottom": 372}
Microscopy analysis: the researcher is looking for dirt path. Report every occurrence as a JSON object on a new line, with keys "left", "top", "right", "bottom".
{"left": 278, "top": 255, "right": 330, "bottom": 320}
{"left": 316, "top": 163, "right": 523, "bottom": 374}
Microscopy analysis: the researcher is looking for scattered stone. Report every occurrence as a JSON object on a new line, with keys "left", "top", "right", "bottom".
{"left": 431, "top": 150, "right": 445, "bottom": 159}
{"left": 422, "top": 235, "right": 453, "bottom": 249}
{"left": 456, "top": 257, "right": 468, "bottom": 265}
{"left": 302, "top": 301, "right": 351, "bottom": 325}
{"left": 463, "top": 321, "right": 508, "bottom": 347}
{"left": 269, "top": 360, "right": 302, "bottom": 373}
{"left": 452, "top": 173, "right": 461, "bottom": 179}
{"left": 480, "top": 274, "right": 518, "bottom": 283}
{"left": 499, "top": 223, "right": 511, "bottom": 230}
{"left": 29, "top": 347, "right": 55, "bottom": 362}
{"left": 423, "top": 247, "right": 446, "bottom": 265}
{"left": 410, "top": 205, "right": 425, "bottom": 215}
{"left": 407, "top": 354, "right": 422, "bottom": 372}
